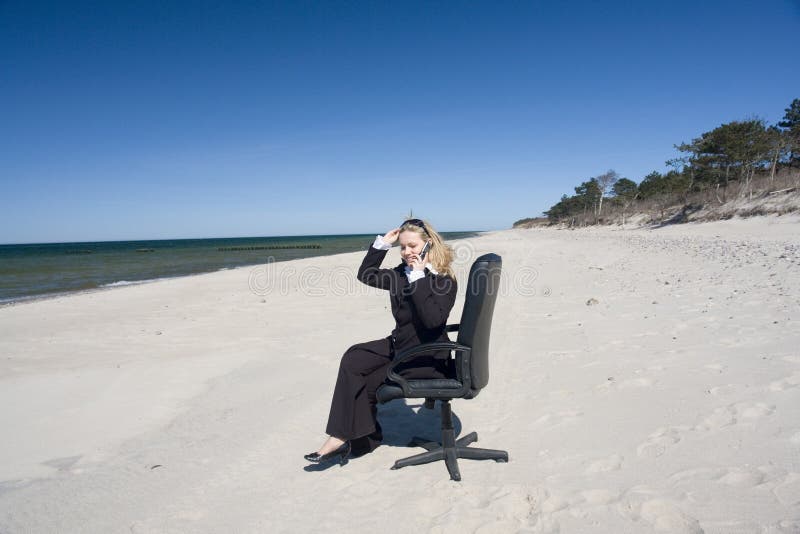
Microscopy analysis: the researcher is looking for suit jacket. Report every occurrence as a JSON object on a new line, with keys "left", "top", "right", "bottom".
{"left": 357, "top": 245, "right": 457, "bottom": 355}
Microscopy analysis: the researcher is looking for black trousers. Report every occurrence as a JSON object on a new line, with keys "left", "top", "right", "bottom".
{"left": 325, "top": 336, "right": 451, "bottom": 454}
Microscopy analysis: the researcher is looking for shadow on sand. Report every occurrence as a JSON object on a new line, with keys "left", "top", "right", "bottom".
{"left": 302, "top": 399, "right": 463, "bottom": 472}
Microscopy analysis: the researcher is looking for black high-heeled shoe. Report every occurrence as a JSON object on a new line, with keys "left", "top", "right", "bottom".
{"left": 304, "top": 441, "right": 351, "bottom": 465}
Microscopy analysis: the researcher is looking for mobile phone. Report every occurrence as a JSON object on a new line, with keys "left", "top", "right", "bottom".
{"left": 419, "top": 240, "right": 431, "bottom": 261}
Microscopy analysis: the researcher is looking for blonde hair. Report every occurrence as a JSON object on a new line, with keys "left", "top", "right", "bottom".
{"left": 399, "top": 219, "right": 456, "bottom": 280}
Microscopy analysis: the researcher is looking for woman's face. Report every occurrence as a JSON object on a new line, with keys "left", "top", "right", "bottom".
{"left": 398, "top": 230, "right": 427, "bottom": 265}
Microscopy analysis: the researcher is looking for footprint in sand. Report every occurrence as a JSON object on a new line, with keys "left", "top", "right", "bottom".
{"left": 708, "top": 384, "right": 738, "bottom": 396}
{"left": 533, "top": 410, "right": 584, "bottom": 428}
{"left": 671, "top": 465, "right": 787, "bottom": 493}
{"left": 669, "top": 466, "right": 728, "bottom": 484}
{"left": 768, "top": 373, "right": 800, "bottom": 392}
{"left": 694, "top": 402, "right": 775, "bottom": 431}
{"left": 617, "top": 377, "right": 655, "bottom": 389}
{"left": 638, "top": 499, "right": 704, "bottom": 534}
{"left": 585, "top": 454, "right": 624, "bottom": 474}
{"left": 773, "top": 473, "right": 800, "bottom": 506}
{"left": 695, "top": 406, "right": 736, "bottom": 430}
{"left": 579, "top": 488, "right": 621, "bottom": 506}
{"left": 639, "top": 402, "right": 777, "bottom": 459}
{"left": 428, "top": 485, "right": 554, "bottom": 533}
{"left": 617, "top": 488, "right": 704, "bottom": 534}
{"left": 717, "top": 467, "right": 768, "bottom": 488}
{"left": 596, "top": 374, "right": 656, "bottom": 392}
{"left": 637, "top": 427, "right": 683, "bottom": 458}
{"left": 735, "top": 402, "right": 775, "bottom": 419}
{"left": 535, "top": 488, "right": 622, "bottom": 528}
{"left": 670, "top": 465, "right": 770, "bottom": 487}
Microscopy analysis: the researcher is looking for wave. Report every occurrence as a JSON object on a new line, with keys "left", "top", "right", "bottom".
{"left": 101, "top": 280, "right": 146, "bottom": 288}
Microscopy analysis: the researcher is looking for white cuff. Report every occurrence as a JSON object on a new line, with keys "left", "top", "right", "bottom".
{"left": 406, "top": 270, "right": 426, "bottom": 283}
{"left": 372, "top": 235, "right": 392, "bottom": 250}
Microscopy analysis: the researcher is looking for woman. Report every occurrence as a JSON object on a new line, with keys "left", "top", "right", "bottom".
{"left": 305, "top": 219, "right": 458, "bottom": 464}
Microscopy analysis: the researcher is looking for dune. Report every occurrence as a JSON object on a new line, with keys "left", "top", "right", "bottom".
{"left": 1, "top": 215, "right": 799, "bottom": 533}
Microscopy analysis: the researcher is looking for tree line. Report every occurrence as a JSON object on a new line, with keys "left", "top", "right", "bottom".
{"left": 533, "top": 98, "right": 800, "bottom": 226}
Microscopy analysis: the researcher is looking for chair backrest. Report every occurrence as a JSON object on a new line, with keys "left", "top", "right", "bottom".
{"left": 456, "top": 253, "right": 501, "bottom": 393}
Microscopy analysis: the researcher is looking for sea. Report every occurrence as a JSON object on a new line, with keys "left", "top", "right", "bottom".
{"left": 0, "top": 232, "right": 481, "bottom": 304}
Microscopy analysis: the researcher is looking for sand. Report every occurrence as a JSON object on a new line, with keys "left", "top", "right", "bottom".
{"left": 1, "top": 215, "right": 799, "bottom": 533}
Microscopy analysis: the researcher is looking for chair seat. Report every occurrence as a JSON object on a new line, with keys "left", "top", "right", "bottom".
{"left": 376, "top": 379, "right": 464, "bottom": 403}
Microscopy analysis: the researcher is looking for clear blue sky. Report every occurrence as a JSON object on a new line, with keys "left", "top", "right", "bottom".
{"left": 2, "top": 1, "right": 798, "bottom": 244}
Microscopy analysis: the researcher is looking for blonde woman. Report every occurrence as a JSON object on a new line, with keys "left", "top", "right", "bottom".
{"left": 305, "top": 219, "right": 458, "bottom": 464}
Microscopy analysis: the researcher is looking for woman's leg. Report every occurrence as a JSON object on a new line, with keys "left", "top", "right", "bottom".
{"left": 314, "top": 342, "right": 453, "bottom": 457}
{"left": 316, "top": 338, "right": 392, "bottom": 455}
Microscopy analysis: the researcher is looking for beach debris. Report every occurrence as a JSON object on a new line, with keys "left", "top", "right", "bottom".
{"left": 149, "top": 464, "right": 163, "bottom": 470}
{"left": 155, "top": 331, "right": 162, "bottom": 335}
{"left": 586, "top": 298, "right": 599, "bottom": 306}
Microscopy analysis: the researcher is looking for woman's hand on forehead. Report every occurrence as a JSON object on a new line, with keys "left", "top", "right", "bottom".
{"left": 382, "top": 228, "right": 401, "bottom": 244}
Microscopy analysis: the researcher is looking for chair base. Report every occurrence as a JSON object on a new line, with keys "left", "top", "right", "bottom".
{"left": 389, "top": 401, "right": 508, "bottom": 481}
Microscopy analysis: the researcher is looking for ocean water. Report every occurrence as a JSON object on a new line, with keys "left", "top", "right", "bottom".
{"left": 0, "top": 232, "right": 480, "bottom": 304}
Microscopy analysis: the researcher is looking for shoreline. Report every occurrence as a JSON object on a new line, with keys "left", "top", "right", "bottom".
{"left": 0, "top": 267, "right": 243, "bottom": 309}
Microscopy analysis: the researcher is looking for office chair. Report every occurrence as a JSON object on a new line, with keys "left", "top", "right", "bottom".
{"left": 376, "top": 253, "right": 508, "bottom": 481}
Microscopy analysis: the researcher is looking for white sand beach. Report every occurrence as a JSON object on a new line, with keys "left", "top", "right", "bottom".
{"left": 1, "top": 216, "right": 799, "bottom": 533}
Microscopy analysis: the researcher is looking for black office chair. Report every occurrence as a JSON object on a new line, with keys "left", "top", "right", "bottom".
{"left": 376, "top": 253, "right": 508, "bottom": 481}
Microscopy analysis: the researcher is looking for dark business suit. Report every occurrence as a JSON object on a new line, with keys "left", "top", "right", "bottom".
{"left": 325, "top": 243, "right": 458, "bottom": 453}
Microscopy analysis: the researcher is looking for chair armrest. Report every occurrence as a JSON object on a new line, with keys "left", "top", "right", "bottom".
{"left": 387, "top": 341, "right": 472, "bottom": 397}
{"left": 445, "top": 323, "right": 460, "bottom": 332}
{"left": 390, "top": 341, "right": 469, "bottom": 366}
